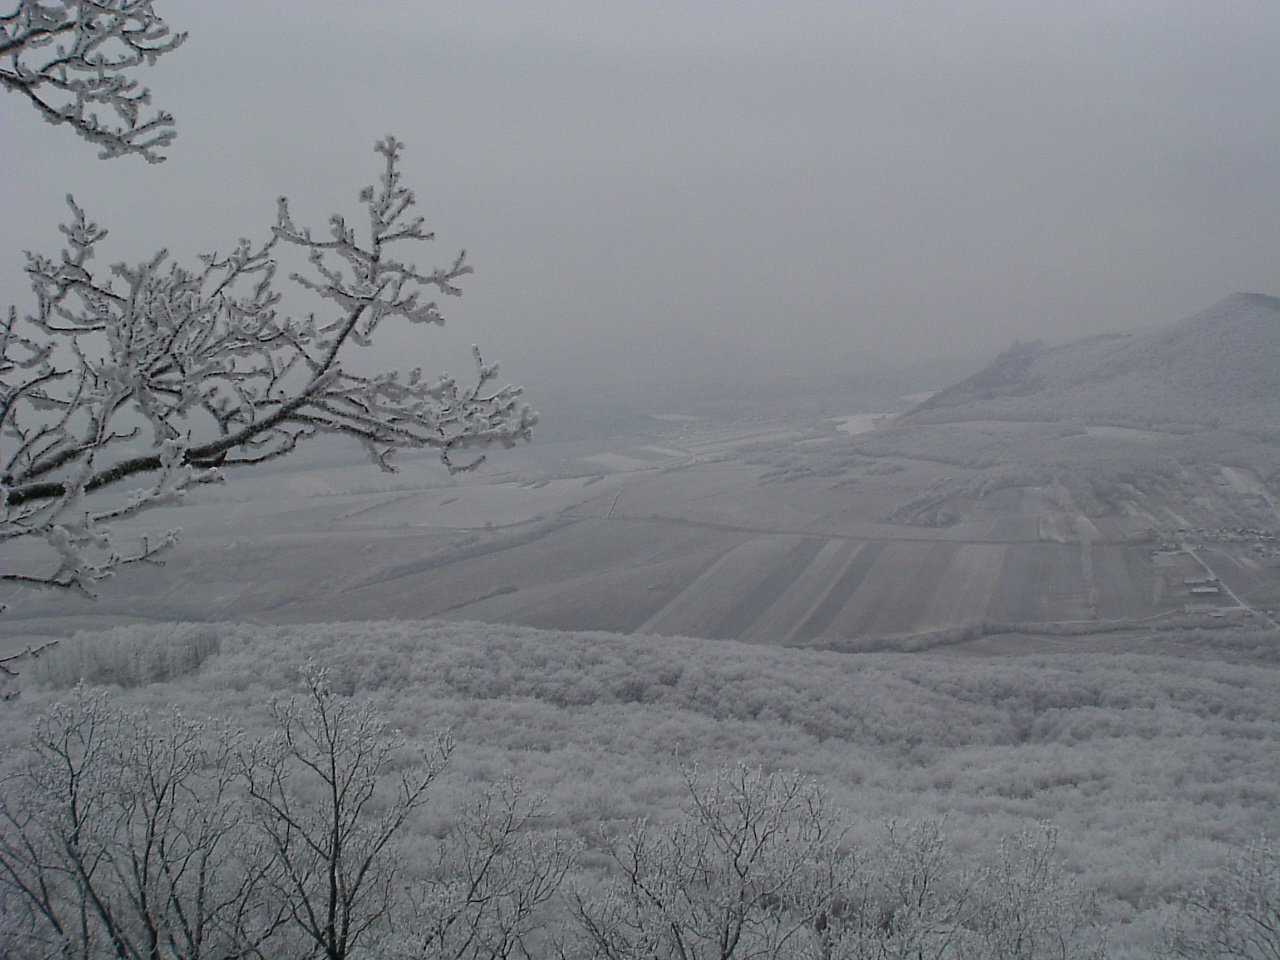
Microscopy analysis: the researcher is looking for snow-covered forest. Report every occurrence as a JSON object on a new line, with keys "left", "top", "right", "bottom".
{"left": 3, "top": 620, "right": 1280, "bottom": 957}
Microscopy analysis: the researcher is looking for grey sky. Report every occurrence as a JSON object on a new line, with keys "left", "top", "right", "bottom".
{"left": 4, "top": 1, "right": 1280, "bottom": 414}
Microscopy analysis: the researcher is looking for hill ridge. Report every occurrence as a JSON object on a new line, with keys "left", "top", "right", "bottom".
{"left": 906, "top": 293, "right": 1280, "bottom": 432}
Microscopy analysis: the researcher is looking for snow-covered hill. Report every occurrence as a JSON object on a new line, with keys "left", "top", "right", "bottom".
{"left": 911, "top": 293, "right": 1280, "bottom": 433}
{"left": 7, "top": 617, "right": 1280, "bottom": 957}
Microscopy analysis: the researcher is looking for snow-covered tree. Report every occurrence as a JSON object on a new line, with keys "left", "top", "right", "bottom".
{"left": 240, "top": 663, "right": 454, "bottom": 960}
{"left": 0, "top": 689, "right": 278, "bottom": 960}
{"left": 963, "top": 825, "right": 1106, "bottom": 960}
{"left": 403, "top": 778, "right": 577, "bottom": 960}
{"left": 1165, "top": 836, "right": 1280, "bottom": 960}
{"left": 1, "top": 135, "right": 537, "bottom": 609}
{"left": 831, "top": 818, "right": 974, "bottom": 960}
{"left": 569, "top": 764, "right": 854, "bottom": 960}
{"left": 1, "top": 0, "right": 184, "bottom": 162}
{"left": 0, "top": 667, "right": 572, "bottom": 960}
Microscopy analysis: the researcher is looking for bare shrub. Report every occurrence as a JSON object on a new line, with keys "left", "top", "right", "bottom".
{"left": 569, "top": 763, "right": 854, "bottom": 960}
{"left": 1164, "top": 836, "right": 1280, "bottom": 960}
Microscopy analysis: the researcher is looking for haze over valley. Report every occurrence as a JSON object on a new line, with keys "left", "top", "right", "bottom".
{"left": 8, "top": 294, "right": 1279, "bottom": 657}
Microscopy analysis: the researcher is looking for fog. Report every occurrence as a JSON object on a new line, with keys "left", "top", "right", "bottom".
{"left": 4, "top": 1, "right": 1280, "bottom": 423}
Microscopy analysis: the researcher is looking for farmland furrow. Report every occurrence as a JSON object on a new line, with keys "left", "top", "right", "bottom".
{"left": 791, "top": 542, "right": 886, "bottom": 642}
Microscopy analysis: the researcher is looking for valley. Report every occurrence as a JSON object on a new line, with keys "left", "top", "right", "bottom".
{"left": 7, "top": 293, "right": 1280, "bottom": 656}
{"left": 5, "top": 294, "right": 1280, "bottom": 960}
{"left": 6, "top": 400, "right": 1277, "bottom": 653}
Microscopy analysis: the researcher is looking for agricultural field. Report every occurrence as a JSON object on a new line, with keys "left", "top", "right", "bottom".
{"left": 8, "top": 402, "right": 1276, "bottom": 654}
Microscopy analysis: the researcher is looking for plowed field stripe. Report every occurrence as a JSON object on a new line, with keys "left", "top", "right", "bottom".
{"left": 707, "top": 537, "right": 828, "bottom": 640}
{"left": 793, "top": 541, "right": 886, "bottom": 642}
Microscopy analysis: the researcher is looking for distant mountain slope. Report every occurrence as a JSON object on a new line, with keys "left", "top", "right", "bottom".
{"left": 910, "top": 293, "right": 1280, "bottom": 433}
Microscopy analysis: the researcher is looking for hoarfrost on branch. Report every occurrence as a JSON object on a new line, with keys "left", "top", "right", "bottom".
{"left": 1, "top": 0, "right": 184, "bottom": 162}
{"left": 1, "top": 135, "right": 537, "bottom": 599}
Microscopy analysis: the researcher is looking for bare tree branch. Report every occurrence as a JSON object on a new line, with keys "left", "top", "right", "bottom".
{"left": 1, "top": 0, "right": 184, "bottom": 162}
{"left": 2, "top": 136, "right": 537, "bottom": 600}
{"left": 240, "top": 663, "right": 453, "bottom": 960}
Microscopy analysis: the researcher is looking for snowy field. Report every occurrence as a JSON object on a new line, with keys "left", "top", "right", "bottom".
{"left": 6, "top": 408, "right": 1277, "bottom": 650}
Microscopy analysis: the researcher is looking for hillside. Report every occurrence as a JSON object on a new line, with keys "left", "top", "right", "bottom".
{"left": 7, "top": 618, "right": 1280, "bottom": 957}
{"left": 910, "top": 293, "right": 1280, "bottom": 433}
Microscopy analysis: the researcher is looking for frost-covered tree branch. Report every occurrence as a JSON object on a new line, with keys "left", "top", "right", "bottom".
{"left": 1, "top": 135, "right": 537, "bottom": 599}
{"left": 570, "top": 764, "right": 854, "bottom": 960}
{"left": 1165, "top": 836, "right": 1280, "bottom": 960}
{"left": 241, "top": 663, "right": 454, "bottom": 960}
{"left": 1, "top": 0, "right": 184, "bottom": 162}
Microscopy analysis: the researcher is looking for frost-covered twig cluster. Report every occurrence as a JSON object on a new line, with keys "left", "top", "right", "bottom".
{"left": 1, "top": 136, "right": 537, "bottom": 599}
{"left": 0, "top": 0, "right": 184, "bottom": 162}
{"left": 0, "top": 669, "right": 573, "bottom": 960}
{"left": 570, "top": 768, "right": 1106, "bottom": 960}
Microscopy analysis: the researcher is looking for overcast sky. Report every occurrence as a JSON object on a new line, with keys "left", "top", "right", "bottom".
{"left": 4, "top": 1, "right": 1280, "bottom": 416}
